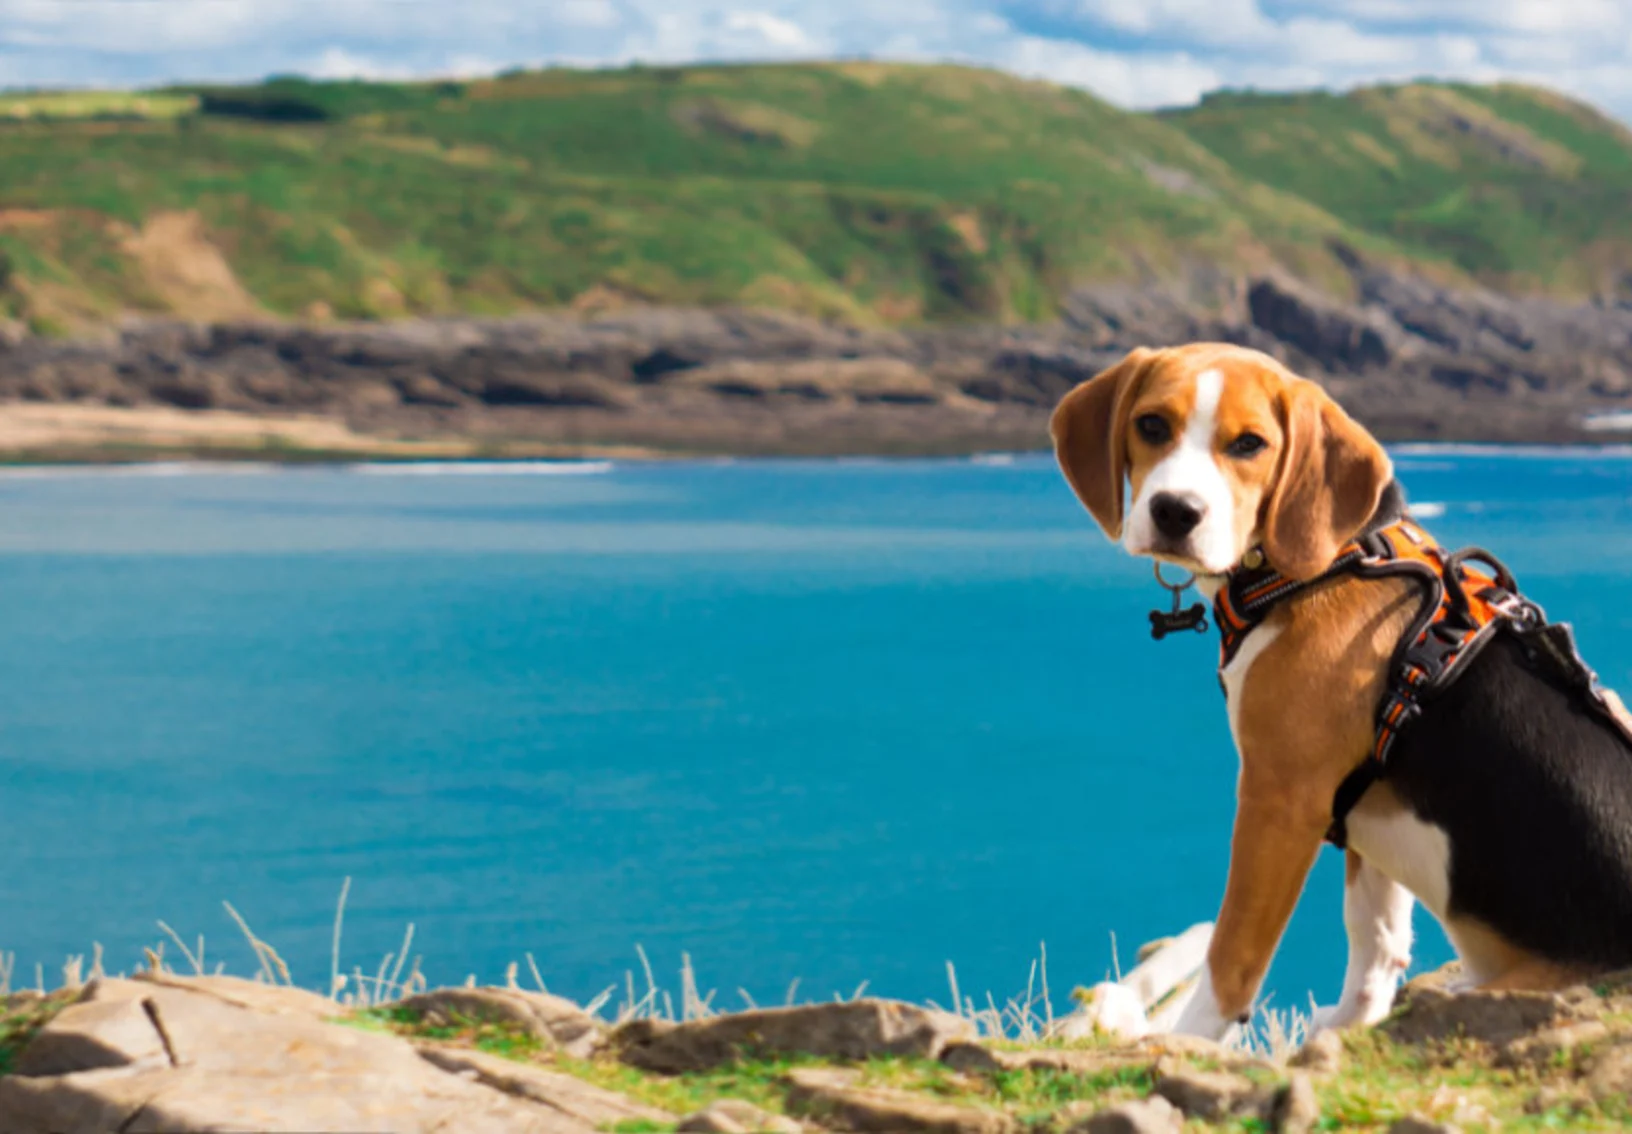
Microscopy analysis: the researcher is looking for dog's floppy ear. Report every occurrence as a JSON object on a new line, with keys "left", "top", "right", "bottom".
{"left": 1051, "top": 348, "right": 1154, "bottom": 539}
{"left": 1262, "top": 378, "right": 1391, "bottom": 581}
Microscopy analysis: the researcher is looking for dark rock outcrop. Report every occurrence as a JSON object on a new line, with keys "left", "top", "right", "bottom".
{"left": 3, "top": 255, "right": 1632, "bottom": 456}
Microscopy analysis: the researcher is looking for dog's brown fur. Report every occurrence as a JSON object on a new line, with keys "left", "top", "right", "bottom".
{"left": 1052, "top": 344, "right": 1574, "bottom": 1022}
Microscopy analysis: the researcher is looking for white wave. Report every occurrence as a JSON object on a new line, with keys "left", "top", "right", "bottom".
{"left": 1390, "top": 442, "right": 1632, "bottom": 460}
{"left": 970, "top": 452, "right": 1020, "bottom": 466}
{"left": 1583, "top": 412, "right": 1632, "bottom": 432}
{"left": 0, "top": 461, "right": 281, "bottom": 479}
{"left": 347, "top": 460, "right": 615, "bottom": 477}
{"left": 1409, "top": 501, "right": 1447, "bottom": 518}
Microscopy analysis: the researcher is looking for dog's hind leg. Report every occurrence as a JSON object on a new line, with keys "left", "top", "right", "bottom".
{"left": 1312, "top": 850, "right": 1413, "bottom": 1031}
{"left": 1443, "top": 917, "right": 1595, "bottom": 992}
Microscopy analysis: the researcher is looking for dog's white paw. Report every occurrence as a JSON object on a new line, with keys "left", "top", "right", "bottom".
{"left": 1308, "top": 1003, "right": 1350, "bottom": 1034}
{"left": 1309, "top": 988, "right": 1397, "bottom": 1034}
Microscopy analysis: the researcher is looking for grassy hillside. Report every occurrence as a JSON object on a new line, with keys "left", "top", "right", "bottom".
{"left": 0, "top": 65, "right": 1626, "bottom": 332}
{"left": 1165, "top": 82, "right": 1632, "bottom": 294}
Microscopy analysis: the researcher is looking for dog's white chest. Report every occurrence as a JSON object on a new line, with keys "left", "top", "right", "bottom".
{"left": 1219, "top": 623, "right": 1281, "bottom": 747}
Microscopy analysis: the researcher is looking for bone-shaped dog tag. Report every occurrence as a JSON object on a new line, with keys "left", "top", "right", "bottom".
{"left": 1149, "top": 602, "right": 1209, "bottom": 640}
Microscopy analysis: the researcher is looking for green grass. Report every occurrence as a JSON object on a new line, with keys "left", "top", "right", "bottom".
{"left": 0, "top": 64, "right": 1626, "bottom": 331}
{"left": 6, "top": 975, "right": 1632, "bottom": 1132}
{"left": 0, "top": 90, "right": 197, "bottom": 122}
{"left": 1294, "top": 1029, "right": 1632, "bottom": 1132}
{"left": 0, "top": 994, "right": 72, "bottom": 1076}
{"left": 1164, "top": 81, "right": 1632, "bottom": 294}
{"left": 349, "top": 1003, "right": 551, "bottom": 1061}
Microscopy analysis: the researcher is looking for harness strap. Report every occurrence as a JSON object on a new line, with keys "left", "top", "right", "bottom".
{"left": 1213, "top": 517, "right": 1552, "bottom": 849}
{"left": 1326, "top": 763, "right": 1381, "bottom": 850}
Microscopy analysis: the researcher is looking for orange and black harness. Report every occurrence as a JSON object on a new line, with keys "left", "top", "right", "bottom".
{"left": 1211, "top": 515, "right": 1632, "bottom": 848}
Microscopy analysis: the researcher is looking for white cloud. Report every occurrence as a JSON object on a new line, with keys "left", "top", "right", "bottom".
{"left": 303, "top": 47, "right": 413, "bottom": 81}
{"left": 555, "top": 0, "right": 622, "bottom": 29}
{"left": 1279, "top": 0, "right": 1627, "bottom": 36}
{"left": 723, "top": 11, "right": 814, "bottom": 50}
{"left": 1072, "top": 0, "right": 1272, "bottom": 43}
{"left": 0, "top": 0, "right": 1626, "bottom": 123}
{"left": 999, "top": 34, "right": 1220, "bottom": 107}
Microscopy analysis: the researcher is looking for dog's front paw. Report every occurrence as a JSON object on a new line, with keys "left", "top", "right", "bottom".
{"left": 1169, "top": 971, "right": 1240, "bottom": 1042}
{"left": 1308, "top": 1003, "right": 1351, "bottom": 1034}
{"left": 1309, "top": 988, "right": 1397, "bottom": 1034}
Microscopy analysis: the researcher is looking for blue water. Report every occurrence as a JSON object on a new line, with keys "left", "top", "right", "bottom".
{"left": 5, "top": 450, "right": 1632, "bottom": 1018}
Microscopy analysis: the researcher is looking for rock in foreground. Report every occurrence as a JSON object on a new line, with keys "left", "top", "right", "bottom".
{"left": 615, "top": 999, "right": 975, "bottom": 1072}
{"left": 0, "top": 976, "right": 642, "bottom": 1133}
{"left": 8, "top": 963, "right": 1632, "bottom": 1133}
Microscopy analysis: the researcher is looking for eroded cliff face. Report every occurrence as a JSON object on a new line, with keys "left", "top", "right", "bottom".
{"left": 1, "top": 259, "right": 1629, "bottom": 459}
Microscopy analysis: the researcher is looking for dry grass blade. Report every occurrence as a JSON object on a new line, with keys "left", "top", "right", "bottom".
{"left": 155, "top": 921, "right": 203, "bottom": 975}
{"left": 583, "top": 984, "right": 614, "bottom": 1018}
{"left": 679, "top": 952, "right": 715, "bottom": 1021}
{"left": 222, "top": 901, "right": 288, "bottom": 985}
{"left": 1039, "top": 941, "right": 1053, "bottom": 1034}
{"left": 388, "top": 924, "right": 415, "bottom": 997}
{"left": 330, "top": 876, "right": 352, "bottom": 1000}
{"left": 1238, "top": 1001, "right": 1311, "bottom": 1059}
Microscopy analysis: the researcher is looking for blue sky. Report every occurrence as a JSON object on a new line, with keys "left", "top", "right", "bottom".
{"left": 2, "top": 0, "right": 1630, "bottom": 119}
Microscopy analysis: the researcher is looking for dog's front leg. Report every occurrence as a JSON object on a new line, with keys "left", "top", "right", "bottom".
{"left": 1312, "top": 850, "right": 1413, "bottom": 1031}
{"left": 1174, "top": 786, "right": 1327, "bottom": 1039}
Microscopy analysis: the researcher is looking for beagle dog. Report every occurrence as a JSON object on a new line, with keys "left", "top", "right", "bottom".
{"left": 1052, "top": 343, "right": 1632, "bottom": 1038}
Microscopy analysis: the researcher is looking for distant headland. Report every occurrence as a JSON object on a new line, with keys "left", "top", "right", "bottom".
{"left": 1, "top": 63, "right": 1630, "bottom": 458}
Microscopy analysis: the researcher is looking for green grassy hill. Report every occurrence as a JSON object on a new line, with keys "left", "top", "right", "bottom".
{"left": 1165, "top": 82, "right": 1632, "bottom": 295}
{"left": 0, "top": 65, "right": 1626, "bottom": 333}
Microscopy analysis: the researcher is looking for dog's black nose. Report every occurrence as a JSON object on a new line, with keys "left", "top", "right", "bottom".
{"left": 1150, "top": 492, "right": 1205, "bottom": 539}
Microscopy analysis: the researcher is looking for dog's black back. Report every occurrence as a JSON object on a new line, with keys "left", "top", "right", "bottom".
{"left": 1389, "top": 632, "right": 1632, "bottom": 967}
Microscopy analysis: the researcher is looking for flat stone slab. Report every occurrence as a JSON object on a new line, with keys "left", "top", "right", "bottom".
{"left": 396, "top": 987, "right": 605, "bottom": 1058}
{"left": 785, "top": 1068, "right": 1015, "bottom": 1134}
{"left": 1151, "top": 1059, "right": 1274, "bottom": 1122}
{"left": 616, "top": 1000, "right": 975, "bottom": 1073}
{"left": 941, "top": 1034, "right": 1269, "bottom": 1078}
{"left": 1065, "top": 1096, "right": 1182, "bottom": 1134}
{"left": 419, "top": 1044, "right": 670, "bottom": 1126}
{"left": 678, "top": 1097, "right": 804, "bottom": 1133}
{"left": 1382, "top": 984, "right": 1589, "bottom": 1046}
{"left": 131, "top": 972, "right": 339, "bottom": 1019}
{"left": 0, "top": 977, "right": 658, "bottom": 1134}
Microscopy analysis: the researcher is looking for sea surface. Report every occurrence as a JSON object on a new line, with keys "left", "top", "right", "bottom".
{"left": 6, "top": 449, "right": 1632, "bottom": 1019}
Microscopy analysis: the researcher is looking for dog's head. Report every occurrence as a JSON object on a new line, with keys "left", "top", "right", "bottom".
{"left": 1051, "top": 344, "right": 1391, "bottom": 580}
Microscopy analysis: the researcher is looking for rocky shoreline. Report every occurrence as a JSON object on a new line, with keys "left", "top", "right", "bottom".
{"left": 5, "top": 960, "right": 1632, "bottom": 1133}
{"left": 2, "top": 254, "right": 1632, "bottom": 460}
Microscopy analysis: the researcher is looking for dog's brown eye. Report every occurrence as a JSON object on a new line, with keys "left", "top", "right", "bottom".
{"left": 1135, "top": 414, "right": 1171, "bottom": 444}
{"left": 1226, "top": 432, "right": 1267, "bottom": 458}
